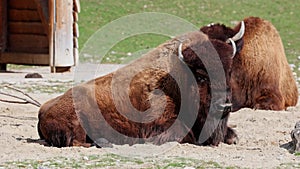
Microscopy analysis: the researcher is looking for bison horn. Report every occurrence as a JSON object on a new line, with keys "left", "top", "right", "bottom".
{"left": 178, "top": 42, "right": 184, "bottom": 61}
{"left": 227, "top": 38, "right": 237, "bottom": 58}
{"left": 207, "top": 23, "right": 215, "bottom": 27}
{"left": 229, "top": 21, "right": 245, "bottom": 42}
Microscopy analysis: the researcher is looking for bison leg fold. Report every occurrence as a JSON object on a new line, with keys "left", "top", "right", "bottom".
{"left": 254, "top": 89, "right": 284, "bottom": 110}
{"left": 145, "top": 120, "right": 196, "bottom": 145}
{"left": 72, "top": 140, "right": 92, "bottom": 148}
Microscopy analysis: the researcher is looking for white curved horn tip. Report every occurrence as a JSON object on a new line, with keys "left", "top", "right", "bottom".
{"left": 239, "top": 21, "right": 245, "bottom": 36}
{"left": 228, "top": 38, "right": 237, "bottom": 58}
{"left": 178, "top": 43, "right": 184, "bottom": 61}
{"left": 236, "top": 21, "right": 245, "bottom": 39}
{"left": 231, "top": 21, "right": 245, "bottom": 41}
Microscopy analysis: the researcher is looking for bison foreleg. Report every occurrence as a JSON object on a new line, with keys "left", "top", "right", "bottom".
{"left": 145, "top": 121, "right": 196, "bottom": 145}
{"left": 224, "top": 127, "right": 238, "bottom": 145}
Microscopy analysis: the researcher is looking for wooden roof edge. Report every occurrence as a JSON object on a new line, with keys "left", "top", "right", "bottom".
{"left": 74, "top": 0, "right": 80, "bottom": 13}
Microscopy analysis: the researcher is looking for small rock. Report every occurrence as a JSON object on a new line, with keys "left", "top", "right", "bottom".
{"left": 25, "top": 73, "right": 43, "bottom": 78}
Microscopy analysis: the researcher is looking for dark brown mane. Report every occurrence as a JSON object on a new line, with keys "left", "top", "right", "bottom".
{"left": 200, "top": 23, "right": 236, "bottom": 41}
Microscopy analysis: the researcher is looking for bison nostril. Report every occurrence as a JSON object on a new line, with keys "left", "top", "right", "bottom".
{"left": 212, "top": 102, "right": 232, "bottom": 114}
{"left": 219, "top": 103, "right": 232, "bottom": 114}
{"left": 219, "top": 103, "right": 232, "bottom": 108}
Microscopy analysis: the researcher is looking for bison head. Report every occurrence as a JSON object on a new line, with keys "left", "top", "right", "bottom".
{"left": 176, "top": 24, "right": 244, "bottom": 145}
{"left": 196, "top": 21, "right": 245, "bottom": 107}
{"left": 178, "top": 22, "right": 244, "bottom": 113}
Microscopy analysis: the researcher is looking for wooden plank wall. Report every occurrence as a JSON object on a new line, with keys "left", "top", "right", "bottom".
{"left": 0, "top": 0, "right": 7, "bottom": 52}
{"left": 0, "top": 0, "right": 7, "bottom": 70}
{"left": 1, "top": 0, "right": 80, "bottom": 69}
{"left": 34, "top": 0, "right": 49, "bottom": 34}
{"left": 7, "top": 0, "right": 48, "bottom": 54}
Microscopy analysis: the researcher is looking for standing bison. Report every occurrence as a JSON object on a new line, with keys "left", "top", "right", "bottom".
{"left": 38, "top": 28, "right": 244, "bottom": 148}
{"left": 201, "top": 17, "right": 298, "bottom": 111}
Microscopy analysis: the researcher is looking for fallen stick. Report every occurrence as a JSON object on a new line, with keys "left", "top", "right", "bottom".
{"left": 0, "top": 85, "right": 41, "bottom": 107}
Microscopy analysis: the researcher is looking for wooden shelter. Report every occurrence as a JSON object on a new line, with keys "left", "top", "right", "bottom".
{"left": 0, "top": 0, "right": 80, "bottom": 72}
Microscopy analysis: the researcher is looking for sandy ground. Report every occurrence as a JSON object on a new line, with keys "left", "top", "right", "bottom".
{"left": 0, "top": 64, "right": 300, "bottom": 168}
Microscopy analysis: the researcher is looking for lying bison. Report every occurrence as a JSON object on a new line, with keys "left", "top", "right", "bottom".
{"left": 38, "top": 28, "right": 244, "bottom": 148}
{"left": 201, "top": 16, "right": 298, "bottom": 111}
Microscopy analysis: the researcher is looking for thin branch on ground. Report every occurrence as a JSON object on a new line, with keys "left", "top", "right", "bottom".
{"left": 0, "top": 85, "right": 41, "bottom": 107}
{"left": 0, "top": 98, "right": 34, "bottom": 105}
{"left": 4, "top": 85, "right": 41, "bottom": 106}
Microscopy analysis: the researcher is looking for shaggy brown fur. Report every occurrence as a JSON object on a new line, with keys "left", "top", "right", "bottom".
{"left": 201, "top": 17, "right": 298, "bottom": 111}
{"left": 38, "top": 31, "right": 242, "bottom": 147}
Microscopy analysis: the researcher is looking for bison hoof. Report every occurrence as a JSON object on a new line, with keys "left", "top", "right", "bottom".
{"left": 93, "top": 138, "right": 113, "bottom": 148}
{"left": 225, "top": 127, "right": 238, "bottom": 145}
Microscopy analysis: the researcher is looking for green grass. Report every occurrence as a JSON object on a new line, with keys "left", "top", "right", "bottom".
{"left": 4, "top": 153, "right": 300, "bottom": 168}
{"left": 78, "top": 0, "right": 300, "bottom": 66}
{"left": 1, "top": 153, "right": 239, "bottom": 169}
{"left": 0, "top": 80, "right": 73, "bottom": 94}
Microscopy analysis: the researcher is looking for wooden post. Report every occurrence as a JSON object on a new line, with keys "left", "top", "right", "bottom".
{"left": 49, "top": 0, "right": 55, "bottom": 72}
{"left": 50, "top": 0, "right": 74, "bottom": 73}
{"left": 0, "top": 0, "right": 7, "bottom": 71}
{"left": 73, "top": 0, "right": 80, "bottom": 66}
{"left": 54, "top": 0, "right": 73, "bottom": 67}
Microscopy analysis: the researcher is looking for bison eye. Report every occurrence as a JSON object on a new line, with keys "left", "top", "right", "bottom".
{"left": 195, "top": 69, "right": 208, "bottom": 83}
{"left": 196, "top": 76, "right": 208, "bottom": 83}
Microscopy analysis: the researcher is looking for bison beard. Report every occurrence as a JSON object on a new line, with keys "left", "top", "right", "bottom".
{"left": 38, "top": 30, "right": 243, "bottom": 148}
